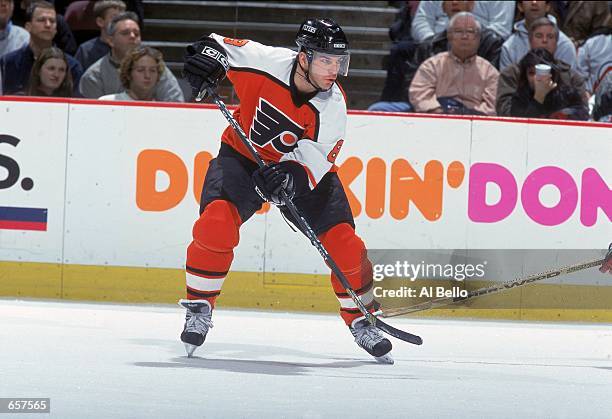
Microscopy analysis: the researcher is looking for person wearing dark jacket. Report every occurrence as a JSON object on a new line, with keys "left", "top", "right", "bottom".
{"left": 12, "top": 0, "right": 76, "bottom": 55}
{"left": 592, "top": 72, "right": 611, "bottom": 122}
{"left": 549, "top": 0, "right": 612, "bottom": 47}
{"left": 509, "top": 48, "right": 588, "bottom": 120}
{"left": 374, "top": 1, "right": 418, "bottom": 107}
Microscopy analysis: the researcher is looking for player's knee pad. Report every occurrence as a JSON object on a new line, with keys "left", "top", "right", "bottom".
{"left": 319, "top": 223, "right": 365, "bottom": 272}
{"left": 193, "top": 200, "right": 241, "bottom": 252}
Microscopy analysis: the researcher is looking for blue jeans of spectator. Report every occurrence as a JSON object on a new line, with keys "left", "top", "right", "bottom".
{"left": 438, "top": 97, "right": 484, "bottom": 115}
{"left": 368, "top": 101, "right": 413, "bottom": 112}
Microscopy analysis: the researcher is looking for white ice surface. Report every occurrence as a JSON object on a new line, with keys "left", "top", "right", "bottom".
{"left": 1, "top": 299, "right": 612, "bottom": 419}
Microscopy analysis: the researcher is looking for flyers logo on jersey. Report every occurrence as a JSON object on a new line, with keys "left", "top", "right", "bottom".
{"left": 250, "top": 98, "right": 304, "bottom": 154}
{"left": 201, "top": 46, "right": 229, "bottom": 71}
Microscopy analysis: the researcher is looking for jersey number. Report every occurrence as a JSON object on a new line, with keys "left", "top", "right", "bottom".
{"left": 327, "top": 140, "right": 344, "bottom": 163}
{"left": 223, "top": 38, "right": 249, "bottom": 47}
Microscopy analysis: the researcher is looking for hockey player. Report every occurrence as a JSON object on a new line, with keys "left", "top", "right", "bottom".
{"left": 179, "top": 18, "right": 394, "bottom": 363}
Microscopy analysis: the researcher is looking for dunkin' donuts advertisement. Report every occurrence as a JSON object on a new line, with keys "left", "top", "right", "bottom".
{"left": 0, "top": 100, "right": 610, "bottom": 276}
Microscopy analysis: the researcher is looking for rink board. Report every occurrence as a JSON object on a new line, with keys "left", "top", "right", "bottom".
{"left": 0, "top": 98, "right": 610, "bottom": 321}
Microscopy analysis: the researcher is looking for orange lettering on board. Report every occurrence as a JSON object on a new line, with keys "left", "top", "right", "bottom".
{"left": 447, "top": 161, "right": 465, "bottom": 188}
{"left": 390, "top": 159, "right": 443, "bottom": 221}
{"left": 365, "top": 158, "right": 386, "bottom": 219}
{"left": 136, "top": 150, "right": 188, "bottom": 211}
{"left": 337, "top": 157, "right": 363, "bottom": 217}
{"left": 192, "top": 151, "right": 269, "bottom": 213}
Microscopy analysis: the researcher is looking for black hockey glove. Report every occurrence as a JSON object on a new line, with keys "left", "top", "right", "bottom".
{"left": 252, "top": 163, "right": 297, "bottom": 206}
{"left": 184, "top": 37, "right": 229, "bottom": 96}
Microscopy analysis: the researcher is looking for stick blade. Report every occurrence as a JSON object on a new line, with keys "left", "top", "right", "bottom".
{"left": 375, "top": 318, "right": 423, "bottom": 345}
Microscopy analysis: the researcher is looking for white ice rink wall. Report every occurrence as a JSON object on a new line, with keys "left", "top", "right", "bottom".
{"left": 0, "top": 97, "right": 610, "bottom": 320}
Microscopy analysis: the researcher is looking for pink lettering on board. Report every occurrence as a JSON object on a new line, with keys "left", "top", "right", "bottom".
{"left": 521, "top": 166, "right": 578, "bottom": 226}
{"left": 468, "top": 163, "right": 517, "bottom": 223}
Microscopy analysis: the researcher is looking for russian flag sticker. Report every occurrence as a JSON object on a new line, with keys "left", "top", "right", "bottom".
{"left": 0, "top": 206, "right": 48, "bottom": 231}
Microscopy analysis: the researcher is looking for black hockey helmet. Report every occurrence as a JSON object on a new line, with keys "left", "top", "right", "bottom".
{"left": 295, "top": 18, "right": 349, "bottom": 56}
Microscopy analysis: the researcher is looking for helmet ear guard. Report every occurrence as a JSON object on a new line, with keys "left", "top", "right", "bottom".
{"left": 298, "top": 46, "right": 315, "bottom": 63}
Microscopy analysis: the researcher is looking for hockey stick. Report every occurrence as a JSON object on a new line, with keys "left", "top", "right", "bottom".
{"left": 200, "top": 85, "right": 422, "bottom": 345}
{"left": 376, "top": 256, "right": 606, "bottom": 318}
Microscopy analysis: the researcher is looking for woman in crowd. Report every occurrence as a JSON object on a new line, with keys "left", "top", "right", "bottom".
{"left": 27, "top": 47, "right": 73, "bottom": 97}
{"left": 99, "top": 46, "right": 163, "bottom": 101}
{"left": 510, "top": 48, "right": 588, "bottom": 120}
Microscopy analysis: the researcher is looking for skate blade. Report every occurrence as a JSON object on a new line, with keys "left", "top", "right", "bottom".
{"left": 374, "top": 353, "right": 394, "bottom": 365}
{"left": 184, "top": 342, "right": 198, "bottom": 358}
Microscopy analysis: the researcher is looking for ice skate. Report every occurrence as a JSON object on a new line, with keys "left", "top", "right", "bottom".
{"left": 350, "top": 318, "right": 394, "bottom": 364}
{"left": 179, "top": 299, "right": 213, "bottom": 357}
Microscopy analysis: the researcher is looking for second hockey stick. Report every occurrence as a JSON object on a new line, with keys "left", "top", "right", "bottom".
{"left": 201, "top": 85, "right": 423, "bottom": 346}
{"left": 376, "top": 255, "right": 606, "bottom": 318}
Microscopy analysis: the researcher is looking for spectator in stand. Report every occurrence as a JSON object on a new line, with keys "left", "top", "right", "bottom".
{"left": 389, "top": 1, "right": 420, "bottom": 43}
{"left": 509, "top": 48, "right": 588, "bottom": 119}
{"left": 79, "top": 12, "right": 183, "bottom": 102}
{"left": 416, "top": 3, "right": 504, "bottom": 68}
{"left": 576, "top": 28, "right": 612, "bottom": 94}
{"left": 368, "top": 1, "right": 418, "bottom": 111}
{"left": 497, "top": 17, "right": 587, "bottom": 116}
{"left": 411, "top": 0, "right": 515, "bottom": 42}
{"left": 1, "top": 0, "right": 29, "bottom": 57}
{"left": 14, "top": 0, "right": 76, "bottom": 55}
{"left": 75, "top": 0, "right": 125, "bottom": 70}
{"left": 27, "top": 45, "right": 71, "bottom": 96}
{"left": 0, "top": 1, "right": 81, "bottom": 94}
{"left": 549, "top": 1, "right": 612, "bottom": 47}
{"left": 99, "top": 46, "right": 163, "bottom": 101}
{"left": 64, "top": 1, "right": 100, "bottom": 46}
{"left": 409, "top": 12, "right": 499, "bottom": 115}
{"left": 500, "top": 1, "right": 576, "bottom": 71}
{"left": 592, "top": 72, "right": 612, "bottom": 122}
{"left": 54, "top": 0, "right": 143, "bottom": 26}
{"left": 370, "top": 1, "right": 503, "bottom": 112}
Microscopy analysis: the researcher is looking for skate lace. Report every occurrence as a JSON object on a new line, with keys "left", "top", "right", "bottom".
{"left": 353, "top": 325, "right": 383, "bottom": 350}
{"left": 185, "top": 312, "right": 214, "bottom": 334}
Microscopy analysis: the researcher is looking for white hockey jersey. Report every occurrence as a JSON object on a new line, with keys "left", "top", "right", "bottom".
{"left": 209, "top": 33, "right": 348, "bottom": 189}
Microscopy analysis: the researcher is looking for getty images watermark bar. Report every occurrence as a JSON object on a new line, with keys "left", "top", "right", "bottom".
{"left": 0, "top": 398, "right": 50, "bottom": 413}
{"left": 366, "top": 249, "right": 610, "bottom": 310}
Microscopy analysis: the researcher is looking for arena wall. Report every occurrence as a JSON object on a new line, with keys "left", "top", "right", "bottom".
{"left": 1, "top": 97, "right": 610, "bottom": 321}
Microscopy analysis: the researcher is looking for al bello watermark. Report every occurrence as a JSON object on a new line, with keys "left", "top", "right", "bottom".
{"left": 366, "top": 249, "right": 610, "bottom": 310}
{"left": 373, "top": 285, "right": 468, "bottom": 299}
{"left": 370, "top": 259, "right": 488, "bottom": 300}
